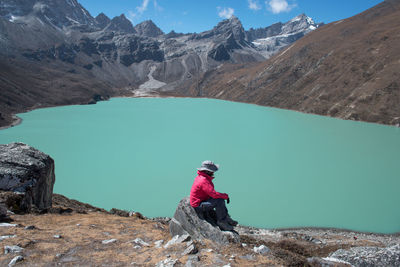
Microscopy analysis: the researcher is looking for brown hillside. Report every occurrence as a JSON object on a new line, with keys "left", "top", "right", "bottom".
{"left": 168, "top": 0, "right": 400, "bottom": 125}
{"left": 0, "top": 57, "right": 117, "bottom": 127}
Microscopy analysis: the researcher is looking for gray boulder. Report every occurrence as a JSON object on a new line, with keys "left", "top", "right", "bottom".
{"left": 169, "top": 197, "right": 239, "bottom": 244}
{"left": 0, "top": 143, "right": 55, "bottom": 212}
{"left": 329, "top": 244, "right": 400, "bottom": 267}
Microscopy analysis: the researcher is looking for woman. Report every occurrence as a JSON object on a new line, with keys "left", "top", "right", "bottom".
{"left": 189, "top": 160, "right": 238, "bottom": 231}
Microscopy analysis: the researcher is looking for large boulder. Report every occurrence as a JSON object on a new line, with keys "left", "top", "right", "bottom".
{"left": 169, "top": 197, "right": 240, "bottom": 244}
{"left": 0, "top": 143, "right": 55, "bottom": 212}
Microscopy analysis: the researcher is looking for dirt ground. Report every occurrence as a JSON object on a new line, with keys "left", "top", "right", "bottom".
{"left": 0, "top": 194, "right": 398, "bottom": 266}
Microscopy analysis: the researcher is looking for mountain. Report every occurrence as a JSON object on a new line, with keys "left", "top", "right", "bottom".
{"left": 248, "top": 14, "right": 323, "bottom": 58}
{"left": 0, "top": 0, "right": 320, "bottom": 127}
{"left": 167, "top": 0, "right": 400, "bottom": 126}
{"left": 134, "top": 20, "right": 164, "bottom": 37}
{"left": 104, "top": 14, "right": 136, "bottom": 33}
{"left": 95, "top": 13, "right": 110, "bottom": 29}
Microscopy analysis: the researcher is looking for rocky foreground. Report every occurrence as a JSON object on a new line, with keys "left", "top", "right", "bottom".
{"left": 0, "top": 143, "right": 399, "bottom": 266}
{"left": 0, "top": 194, "right": 399, "bottom": 267}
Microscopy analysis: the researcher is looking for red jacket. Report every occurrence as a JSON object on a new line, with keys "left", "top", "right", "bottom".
{"left": 190, "top": 171, "right": 229, "bottom": 207}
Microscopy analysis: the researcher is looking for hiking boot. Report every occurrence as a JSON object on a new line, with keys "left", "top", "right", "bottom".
{"left": 217, "top": 220, "right": 233, "bottom": 231}
{"left": 226, "top": 216, "right": 238, "bottom": 226}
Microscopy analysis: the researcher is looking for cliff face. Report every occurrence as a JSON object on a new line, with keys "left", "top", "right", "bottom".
{"left": 168, "top": 0, "right": 400, "bottom": 126}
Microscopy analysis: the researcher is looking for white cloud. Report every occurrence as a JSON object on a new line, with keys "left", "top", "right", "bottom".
{"left": 217, "top": 7, "right": 234, "bottom": 19}
{"left": 137, "top": 0, "right": 150, "bottom": 14}
{"left": 267, "top": 0, "right": 296, "bottom": 14}
{"left": 248, "top": 0, "right": 261, "bottom": 11}
{"left": 127, "top": 0, "right": 162, "bottom": 22}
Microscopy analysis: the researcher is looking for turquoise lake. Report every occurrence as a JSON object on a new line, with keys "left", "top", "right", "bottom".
{"left": 1, "top": 97, "right": 399, "bottom": 233}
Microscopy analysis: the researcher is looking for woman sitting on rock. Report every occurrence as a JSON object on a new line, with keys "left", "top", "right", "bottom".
{"left": 189, "top": 160, "right": 238, "bottom": 231}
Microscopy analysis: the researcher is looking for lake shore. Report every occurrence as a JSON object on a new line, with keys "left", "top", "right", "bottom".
{"left": 2, "top": 92, "right": 400, "bottom": 131}
{"left": 0, "top": 192, "right": 399, "bottom": 266}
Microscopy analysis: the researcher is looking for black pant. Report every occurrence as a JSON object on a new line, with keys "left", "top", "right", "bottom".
{"left": 195, "top": 198, "right": 228, "bottom": 221}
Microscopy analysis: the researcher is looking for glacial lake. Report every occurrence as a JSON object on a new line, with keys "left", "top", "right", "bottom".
{"left": 1, "top": 98, "right": 399, "bottom": 234}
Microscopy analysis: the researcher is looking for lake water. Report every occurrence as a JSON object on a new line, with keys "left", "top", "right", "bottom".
{"left": 1, "top": 98, "right": 399, "bottom": 233}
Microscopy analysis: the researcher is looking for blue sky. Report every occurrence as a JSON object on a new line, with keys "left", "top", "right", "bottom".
{"left": 78, "top": 0, "right": 384, "bottom": 33}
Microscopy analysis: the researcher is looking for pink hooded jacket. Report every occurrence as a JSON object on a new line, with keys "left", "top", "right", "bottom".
{"left": 189, "top": 171, "right": 229, "bottom": 207}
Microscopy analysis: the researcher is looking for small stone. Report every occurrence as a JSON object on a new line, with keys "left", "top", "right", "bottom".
{"left": 102, "top": 239, "right": 117, "bottom": 244}
{"left": 154, "top": 240, "right": 164, "bottom": 248}
{"left": 253, "top": 245, "right": 270, "bottom": 255}
{"left": 24, "top": 225, "right": 35, "bottom": 230}
{"left": 132, "top": 238, "right": 150, "bottom": 247}
{"left": 76, "top": 224, "right": 81, "bottom": 226}
{"left": 241, "top": 243, "right": 247, "bottom": 247}
{"left": 8, "top": 255, "right": 24, "bottom": 266}
{"left": 182, "top": 243, "right": 198, "bottom": 256}
{"left": 133, "top": 245, "right": 141, "bottom": 249}
{"left": 0, "top": 223, "right": 17, "bottom": 227}
{"left": 53, "top": 235, "right": 62, "bottom": 239}
{"left": 4, "top": 245, "right": 23, "bottom": 254}
{"left": 155, "top": 258, "right": 177, "bottom": 267}
{"left": 164, "top": 234, "right": 191, "bottom": 248}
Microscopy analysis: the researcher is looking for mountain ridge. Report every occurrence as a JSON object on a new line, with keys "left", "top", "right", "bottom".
{"left": 0, "top": 0, "right": 321, "bottom": 128}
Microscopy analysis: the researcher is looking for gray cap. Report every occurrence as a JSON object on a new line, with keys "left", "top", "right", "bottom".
{"left": 197, "top": 160, "right": 219, "bottom": 172}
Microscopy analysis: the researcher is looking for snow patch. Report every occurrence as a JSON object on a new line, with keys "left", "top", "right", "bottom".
{"left": 67, "top": 0, "right": 76, "bottom": 7}
{"left": 66, "top": 16, "right": 80, "bottom": 24}
{"left": 306, "top": 16, "right": 315, "bottom": 25}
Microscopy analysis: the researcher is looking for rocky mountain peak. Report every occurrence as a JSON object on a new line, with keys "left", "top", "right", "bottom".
{"left": 212, "top": 15, "right": 247, "bottom": 43}
{"left": 104, "top": 14, "right": 136, "bottom": 33}
{"left": 282, "top": 13, "right": 320, "bottom": 34}
{"left": 1, "top": 0, "right": 96, "bottom": 29}
{"left": 134, "top": 20, "right": 164, "bottom": 37}
{"left": 95, "top": 12, "right": 110, "bottom": 29}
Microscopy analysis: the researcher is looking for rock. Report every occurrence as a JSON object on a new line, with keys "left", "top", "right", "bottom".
{"left": 308, "top": 257, "right": 351, "bottom": 266}
{"left": 8, "top": 255, "right": 24, "bottom": 266}
{"left": 154, "top": 240, "right": 164, "bottom": 248}
{"left": 4, "top": 245, "right": 23, "bottom": 254}
{"left": 102, "top": 239, "right": 117, "bottom": 244}
{"left": 24, "top": 225, "right": 35, "bottom": 230}
{"left": 0, "top": 223, "right": 17, "bottom": 227}
{"left": 185, "top": 255, "right": 200, "bottom": 267}
{"left": 182, "top": 242, "right": 198, "bottom": 256}
{"left": 0, "top": 143, "right": 55, "bottom": 212}
{"left": 253, "top": 245, "right": 270, "bottom": 255}
{"left": 53, "top": 235, "right": 62, "bottom": 239}
{"left": 169, "top": 197, "right": 240, "bottom": 244}
{"left": 132, "top": 238, "right": 150, "bottom": 247}
{"left": 110, "top": 208, "right": 129, "bottom": 217}
{"left": 155, "top": 258, "right": 178, "bottom": 267}
{"left": 164, "top": 234, "right": 191, "bottom": 248}
{"left": 0, "top": 203, "right": 12, "bottom": 222}
{"left": 329, "top": 244, "right": 400, "bottom": 267}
